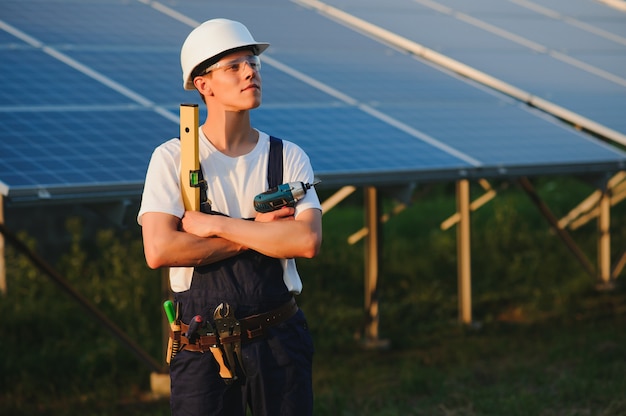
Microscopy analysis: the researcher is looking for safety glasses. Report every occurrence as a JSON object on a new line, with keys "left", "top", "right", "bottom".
{"left": 203, "top": 55, "right": 261, "bottom": 75}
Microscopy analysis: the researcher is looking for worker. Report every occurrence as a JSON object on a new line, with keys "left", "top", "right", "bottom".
{"left": 137, "top": 18, "right": 322, "bottom": 416}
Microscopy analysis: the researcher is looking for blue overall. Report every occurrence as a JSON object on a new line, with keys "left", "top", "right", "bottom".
{"left": 169, "top": 137, "right": 314, "bottom": 416}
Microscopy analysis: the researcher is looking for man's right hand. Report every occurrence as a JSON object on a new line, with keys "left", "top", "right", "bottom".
{"left": 254, "top": 206, "right": 295, "bottom": 223}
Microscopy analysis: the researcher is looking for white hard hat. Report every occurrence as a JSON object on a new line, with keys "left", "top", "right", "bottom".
{"left": 180, "top": 19, "right": 269, "bottom": 90}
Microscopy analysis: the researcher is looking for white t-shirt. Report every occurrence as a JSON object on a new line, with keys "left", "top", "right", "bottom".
{"left": 138, "top": 129, "right": 321, "bottom": 293}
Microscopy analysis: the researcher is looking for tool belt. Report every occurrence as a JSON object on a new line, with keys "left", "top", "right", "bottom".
{"left": 176, "top": 297, "right": 298, "bottom": 351}
{"left": 167, "top": 298, "right": 298, "bottom": 383}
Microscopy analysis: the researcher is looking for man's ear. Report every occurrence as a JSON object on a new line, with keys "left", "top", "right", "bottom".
{"left": 193, "top": 76, "right": 213, "bottom": 96}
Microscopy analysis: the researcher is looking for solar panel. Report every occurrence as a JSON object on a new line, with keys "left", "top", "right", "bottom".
{"left": 1, "top": 0, "right": 625, "bottom": 205}
{"left": 318, "top": 0, "right": 626, "bottom": 139}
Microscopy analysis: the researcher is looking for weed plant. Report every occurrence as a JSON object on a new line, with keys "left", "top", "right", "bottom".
{"left": 1, "top": 177, "right": 625, "bottom": 415}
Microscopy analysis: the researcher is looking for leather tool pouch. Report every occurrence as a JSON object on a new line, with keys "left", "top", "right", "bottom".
{"left": 172, "top": 316, "right": 242, "bottom": 384}
{"left": 213, "top": 314, "right": 244, "bottom": 383}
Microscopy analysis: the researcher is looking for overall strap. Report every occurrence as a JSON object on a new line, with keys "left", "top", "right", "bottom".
{"left": 267, "top": 136, "right": 283, "bottom": 189}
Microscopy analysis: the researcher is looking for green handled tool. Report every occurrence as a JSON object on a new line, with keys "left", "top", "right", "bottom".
{"left": 163, "top": 300, "right": 180, "bottom": 364}
{"left": 164, "top": 300, "right": 176, "bottom": 324}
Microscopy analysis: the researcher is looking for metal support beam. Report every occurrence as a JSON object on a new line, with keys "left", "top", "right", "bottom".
{"left": 456, "top": 180, "right": 472, "bottom": 324}
{"left": 442, "top": 179, "right": 496, "bottom": 231}
{"left": 518, "top": 177, "right": 596, "bottom": 279}
{"left": 559, "top": 172, "right": 626, "bottom": 230}
{"left": 0, "top": 222, "right": 163, "bottom": 373}
{"left": 613, "top": 250, "right": 626, "bottom": 279}
{"left": 321, "top": 185, "right": 356, "bottom": 214}
{"left": 349, "top": 201, "right": 408, "bottom": 245}
{"left": 362, "top": 186, "right": 389, "bottom": 349}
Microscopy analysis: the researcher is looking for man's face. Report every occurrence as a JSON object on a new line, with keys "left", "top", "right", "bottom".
{"left": 199, "top": 50, "right": 262, "bottom": 111}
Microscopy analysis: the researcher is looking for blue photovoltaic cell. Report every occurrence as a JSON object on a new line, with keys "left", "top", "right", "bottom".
{"left": 0, "top": 0, "right": 625, "bottom": 204}
{"left": 253, "top": 106, "right": 470, "bottom": 175}
{"left": 0, "top": 49, "right": 136, "bottom": 106}
{"left": 262, "top": 69, "right": 342, "bottom": 108}
{"left": 384, "top": 102, "right": 625, "bottom": 166}
{"left": 1, "top": 109, "right": 176, "bottom": 193}
{"left": 0, "top": 0, "right": 186, "bottom": 48}
{"left": 67, "top": 49, "right": 189, "bottom": 107}
{"left": 322, "top": 0, "right": 626, "bottom": 136}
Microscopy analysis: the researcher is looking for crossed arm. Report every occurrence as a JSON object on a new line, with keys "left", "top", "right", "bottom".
{"left": 141, "top": 206, "right": 322, "bottom": 269}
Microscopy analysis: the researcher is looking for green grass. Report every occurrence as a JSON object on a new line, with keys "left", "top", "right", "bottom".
{"left": 310, "top": 293, "right": 626, "bottom": 415}
{"left": 1, "top": 178, "right": 625, "bottom": 415}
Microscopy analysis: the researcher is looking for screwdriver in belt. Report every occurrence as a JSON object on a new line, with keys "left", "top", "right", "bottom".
{"left": 163, "top": 300, "right": 180, "bottom": 364}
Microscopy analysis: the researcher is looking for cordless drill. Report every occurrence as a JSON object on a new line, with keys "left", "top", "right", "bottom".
{"left": 254, "top": 180, "right": 320, "bottom": 213}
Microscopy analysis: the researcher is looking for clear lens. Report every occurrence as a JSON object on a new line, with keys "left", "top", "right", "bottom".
{"left": 204, "top": 55, "right": 261, "bottom": 74}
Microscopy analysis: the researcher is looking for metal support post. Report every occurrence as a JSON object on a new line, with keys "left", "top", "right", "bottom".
{"left": 364, "top": 186, "right": 380, "bottom": 343}
{"left": 456, "top": 180, "right": 472, "bottom": 324}
{"left": 363, "top": 186, "right": 389, "bottom": 349}
{"left": 598, "top": 188, "right": 612, "bottom": 286}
